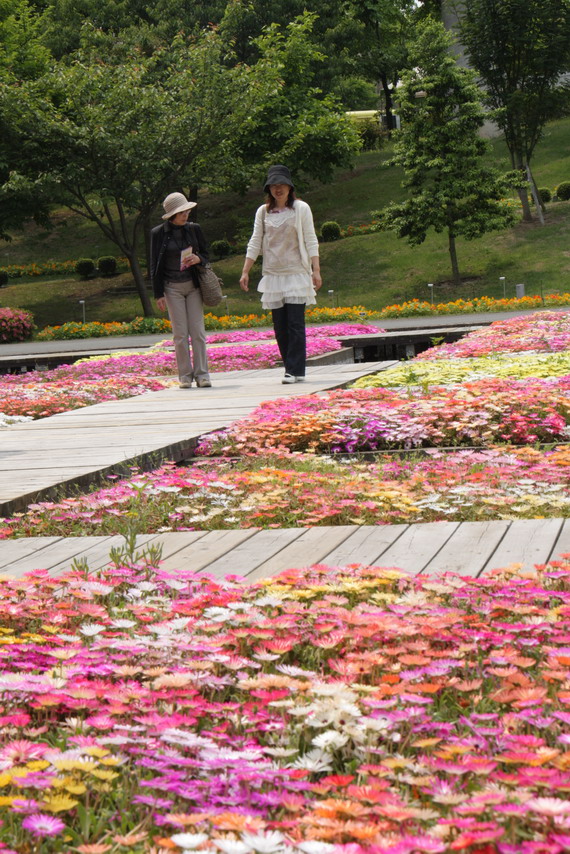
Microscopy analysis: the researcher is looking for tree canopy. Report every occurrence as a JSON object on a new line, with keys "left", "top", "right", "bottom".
{"left": 458, "top": 0, "right": 570, "bottom": 221}
{"left": 379, "top": 17, "right": 518, "bottom": 285}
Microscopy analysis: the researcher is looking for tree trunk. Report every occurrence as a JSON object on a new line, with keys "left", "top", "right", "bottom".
{"left": 513, "top": 159, "right": 533, "bottom": 222}
{"left": 517, "top": 185, "right": 533, "bottom": 222}
{"left": 380, "top": 73, "right": 395, "bottom": 133}
{"left": 126, "top": 251, "right": 154, "bottom": 316}
{"left": 143, "top": 216, "right": 152, "bottom": 278}
{"left": 448, "top": 231, "right": 461, "bottom": 286}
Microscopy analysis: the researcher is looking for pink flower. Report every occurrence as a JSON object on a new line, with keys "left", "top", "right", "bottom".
{"left": 21, "top": 814, "right": 65, "bottom": 837}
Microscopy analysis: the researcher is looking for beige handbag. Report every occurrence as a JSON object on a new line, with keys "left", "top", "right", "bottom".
{"left": 196, "top": 264, "right": 223, "bottom": 307}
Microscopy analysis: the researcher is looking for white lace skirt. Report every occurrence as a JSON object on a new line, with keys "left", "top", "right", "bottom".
{"left": 258, "top": 272, "right": 316, "bottom": 310}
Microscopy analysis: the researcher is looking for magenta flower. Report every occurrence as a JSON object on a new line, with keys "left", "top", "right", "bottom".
{"left": 21, "top": 813, "right": 65, "bottom": 837}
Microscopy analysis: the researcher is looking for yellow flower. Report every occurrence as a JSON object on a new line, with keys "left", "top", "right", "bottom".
{"left": 42, "top": 794, "right": 79, "bottom": 812}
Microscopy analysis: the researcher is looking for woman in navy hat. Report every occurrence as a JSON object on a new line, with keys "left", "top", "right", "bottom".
{"left": 239, "top": 165, "right": 322, "bottom": 383}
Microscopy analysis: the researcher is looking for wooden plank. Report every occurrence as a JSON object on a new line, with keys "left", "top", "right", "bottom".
{"left": 1, "top": 536, "right": 115, "bottom": 578}
{"left": 202, "top": 528, "right": 305, "bottom": 579}
{"left": 0, "top": 537, "right": 62, "bottom": 571}
{"left": 421, "top": 521, "right": 509, "bottom": 577}
{"left": 548, "top": 518, "right": 570, "bottom": 562}
{"left": 480, "top": 518, "right": 564, "bottom": 573}
{"left": 158, "top": 529, "right": 260, "bottom": 574}
{"left": 378, "top": 521, "right": 460, "bottom": 574}
{"left": 322, "top": 524, "right": 408, "bottom": 566}
{"left": 246, "top": 526, "right": 356, "bottom": 581}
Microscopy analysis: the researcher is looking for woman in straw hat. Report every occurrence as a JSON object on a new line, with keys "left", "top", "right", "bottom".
{"left": 239, "top": 165, "right": 322, "bottom": 384}
{"left": 150, "top": 192, "right": 212, "bottom": 388}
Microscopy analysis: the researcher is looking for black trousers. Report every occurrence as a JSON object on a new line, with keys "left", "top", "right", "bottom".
{"left": 271, "top": 303, "right": 306, "bottom": 377}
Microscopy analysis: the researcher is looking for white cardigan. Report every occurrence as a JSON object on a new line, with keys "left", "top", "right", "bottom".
{"left": 245, "top": 199, "right": 319, "bottom": 275}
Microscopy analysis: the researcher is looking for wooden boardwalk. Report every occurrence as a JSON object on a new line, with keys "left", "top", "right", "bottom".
{"left": 1, "top": 518, "right": 567, "bottom": 581}
{"left": 1, "top": 359, "right": 564, "bottom": 582}
{"left": 0, "top": 361, "right": 392, "bottom": 516}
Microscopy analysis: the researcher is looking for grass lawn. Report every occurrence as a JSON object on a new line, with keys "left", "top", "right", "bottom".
{"left": 2, "top": 117, "right": 570, "bottom": 328}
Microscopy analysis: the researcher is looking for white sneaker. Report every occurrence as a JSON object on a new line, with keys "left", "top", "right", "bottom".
{"left": 179, "top": 380, "right": 192, "bottom": 389}
{"left": 295, "top": 376, "right": 306, "bottom": 382}
{"left": 282, "top": 373, "right": 296, "bottom": 384}
{"left": 196, "top": 378, "right": 212, "bottom": 388}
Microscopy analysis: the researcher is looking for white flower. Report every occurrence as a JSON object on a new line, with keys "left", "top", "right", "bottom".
{"left": 291, "top": 749, "right": 333, "bottom": 773}
{"left": 312, "top": 730, "right": 349, "bottom": 751}
{"left": 297, "top": 843, "right": 335, "bottom": 854}
{"left": 526, "top": 798, "right": 570, "bottom": 816}
{"left": 241, "top": 831, "right": 285, "bottom": 854}
{"left": 111, "top": 619, "right": 136, "bottom": 629}
{"left": 203, "top": 607, "right": 235, "bottom": 622}
{"left": 263, "top": 747, "right": 299, "bottom": 757}
{"left": 81, "top": 582, "right": 113, "bottom": 595}
{"left": 79, "top": 623, "right": 107, "bottom": 636}
{"left": 171, "top": 833, "right": 209, "bottom": 850}
{"left": 163, "top": 579, "right": 188, "bottom": 591}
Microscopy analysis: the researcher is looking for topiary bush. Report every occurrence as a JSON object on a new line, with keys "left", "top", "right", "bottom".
{"left": 97, "top": 256, "right": 117, "bottom": 276}
{"left": 0, "top": 270, "right": 8, "bottom": 287}
{"left": 210, "top": 239, "right": 232, "bottom": 260}
{"left": 321, "top": 221, "right": 342, "bottom": 242}
{"left": 537, "top": 187, "right": 552, "bottom": 204}
{"left": 0, "top": 307, "right": 34, "bottom": 342}
{"left": 75, "top": 258, "right": 96, "bottom": 279}
{"left": 556, "top": 181, "right": 570, "bottom": 201}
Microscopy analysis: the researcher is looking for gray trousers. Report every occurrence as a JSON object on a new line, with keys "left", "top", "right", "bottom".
{"left": 164, "top": 279, "right": 209, "bottom": 383}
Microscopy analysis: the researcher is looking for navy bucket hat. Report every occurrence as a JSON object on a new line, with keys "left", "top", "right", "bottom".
{"left": 264, "top": 165, "right": 294, "bottom": 193}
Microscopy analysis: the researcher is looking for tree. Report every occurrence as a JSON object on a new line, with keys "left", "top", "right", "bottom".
{"left": 457, "top": 0, "right": 570, "bottom": 222}
{"left": 232, "top": 14, "right": 361, "bottom": 187}
{"left": 0, "top": 0, "right": 52, "bottom": 240}
{"left": 0, "top": 34, "right": 281, "bottom": 314}
{"left": 379, "top": 18, "right": 518, "bottom": 286}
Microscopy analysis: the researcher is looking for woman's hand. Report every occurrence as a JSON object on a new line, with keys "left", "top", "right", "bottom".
{"left": 312, "top": 271, "right": 322, "bottom": 290}
{"left": 181, "top": 253, "right": 201, "bottom": 269}
{"left": 239, "top": 272, "right": 249, "bottom": 291}
{"left": 156, "top": 297, "right": 167, "bottom": 312}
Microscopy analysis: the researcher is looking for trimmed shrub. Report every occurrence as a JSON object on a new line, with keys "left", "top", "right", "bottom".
{"left": 0, "top": 270, "right": 8, "bottom": 287}
{"left": 556, "top": 181, "right": 570, "bottom": 201}
{"left": 210, "top": 239, "right": 232, "bottom": 260}
{"left": 0, "top": 307, "right": 34, "bottom": 342}
{"left": 321, "top": 221, "right": 342, "bottom": 242}
{"left": 75, "top": 258, "right": 96, "bottom": 279}
{"left": 537, "top": 187, "right": 552, "bottom": 204}
{"left": 358, "top": 118, "right": 386, "bottom": 152}
{"left": 97, "top": 256, "right": 117, "bottom": 276}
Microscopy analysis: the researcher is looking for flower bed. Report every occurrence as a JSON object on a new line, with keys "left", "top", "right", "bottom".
{"left": 353, "top": 352, "right": 570, "bottom": 390}
{"left": 3, "top": 446, "right": 570, "bottom": 537}
{"left": 0, "top": 559, "right": 570, "bottom": 852}
{"left": 0, "top": 307, "right": 34, "bottom": 343}
{"left": 378, "top": 295, "right": 570, "bottom": 318}
{"left": 415, "top": 311, "right": 570, "bottom": 360}
{"left": 195, "top": 377, "right": 570, "bottom": 456}
{"left": 0, "top": 377, "right": 166, "bottom": 419}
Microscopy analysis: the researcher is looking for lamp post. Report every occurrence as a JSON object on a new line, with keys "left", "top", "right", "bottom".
{"left": 79, "top": 300, "right": 85, "bottom": 323}
{"left": 427, "top": 283, "right": 434, "bottom": 305}
{"left": 328, "top": 289, "right": 335, "bottom": 307}
{"left": 222, "top": 295, "right": 229, "bottom": 317}
{"left": 499, "top": 276, "right": 506, "bottom": 299}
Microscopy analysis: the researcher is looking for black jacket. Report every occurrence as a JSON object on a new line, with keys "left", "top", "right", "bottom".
{"left": 150, "top": 220, "right": 209, "bottom": 299}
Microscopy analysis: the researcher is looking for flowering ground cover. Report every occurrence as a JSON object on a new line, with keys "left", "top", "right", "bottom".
{"left": 352, "top": 352, "right": 570, "bottom": 390}
{"left": 1, "top": 558, "right": 570, "bottom": 852}
{"left": 2, "top": 446, "right": 570, "bottom": 538}
{"left": 414, "top": 311, "right": 570, "bottom": 360}
{"left": 194, "top": 376, "right": 570, "bottom": 456}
